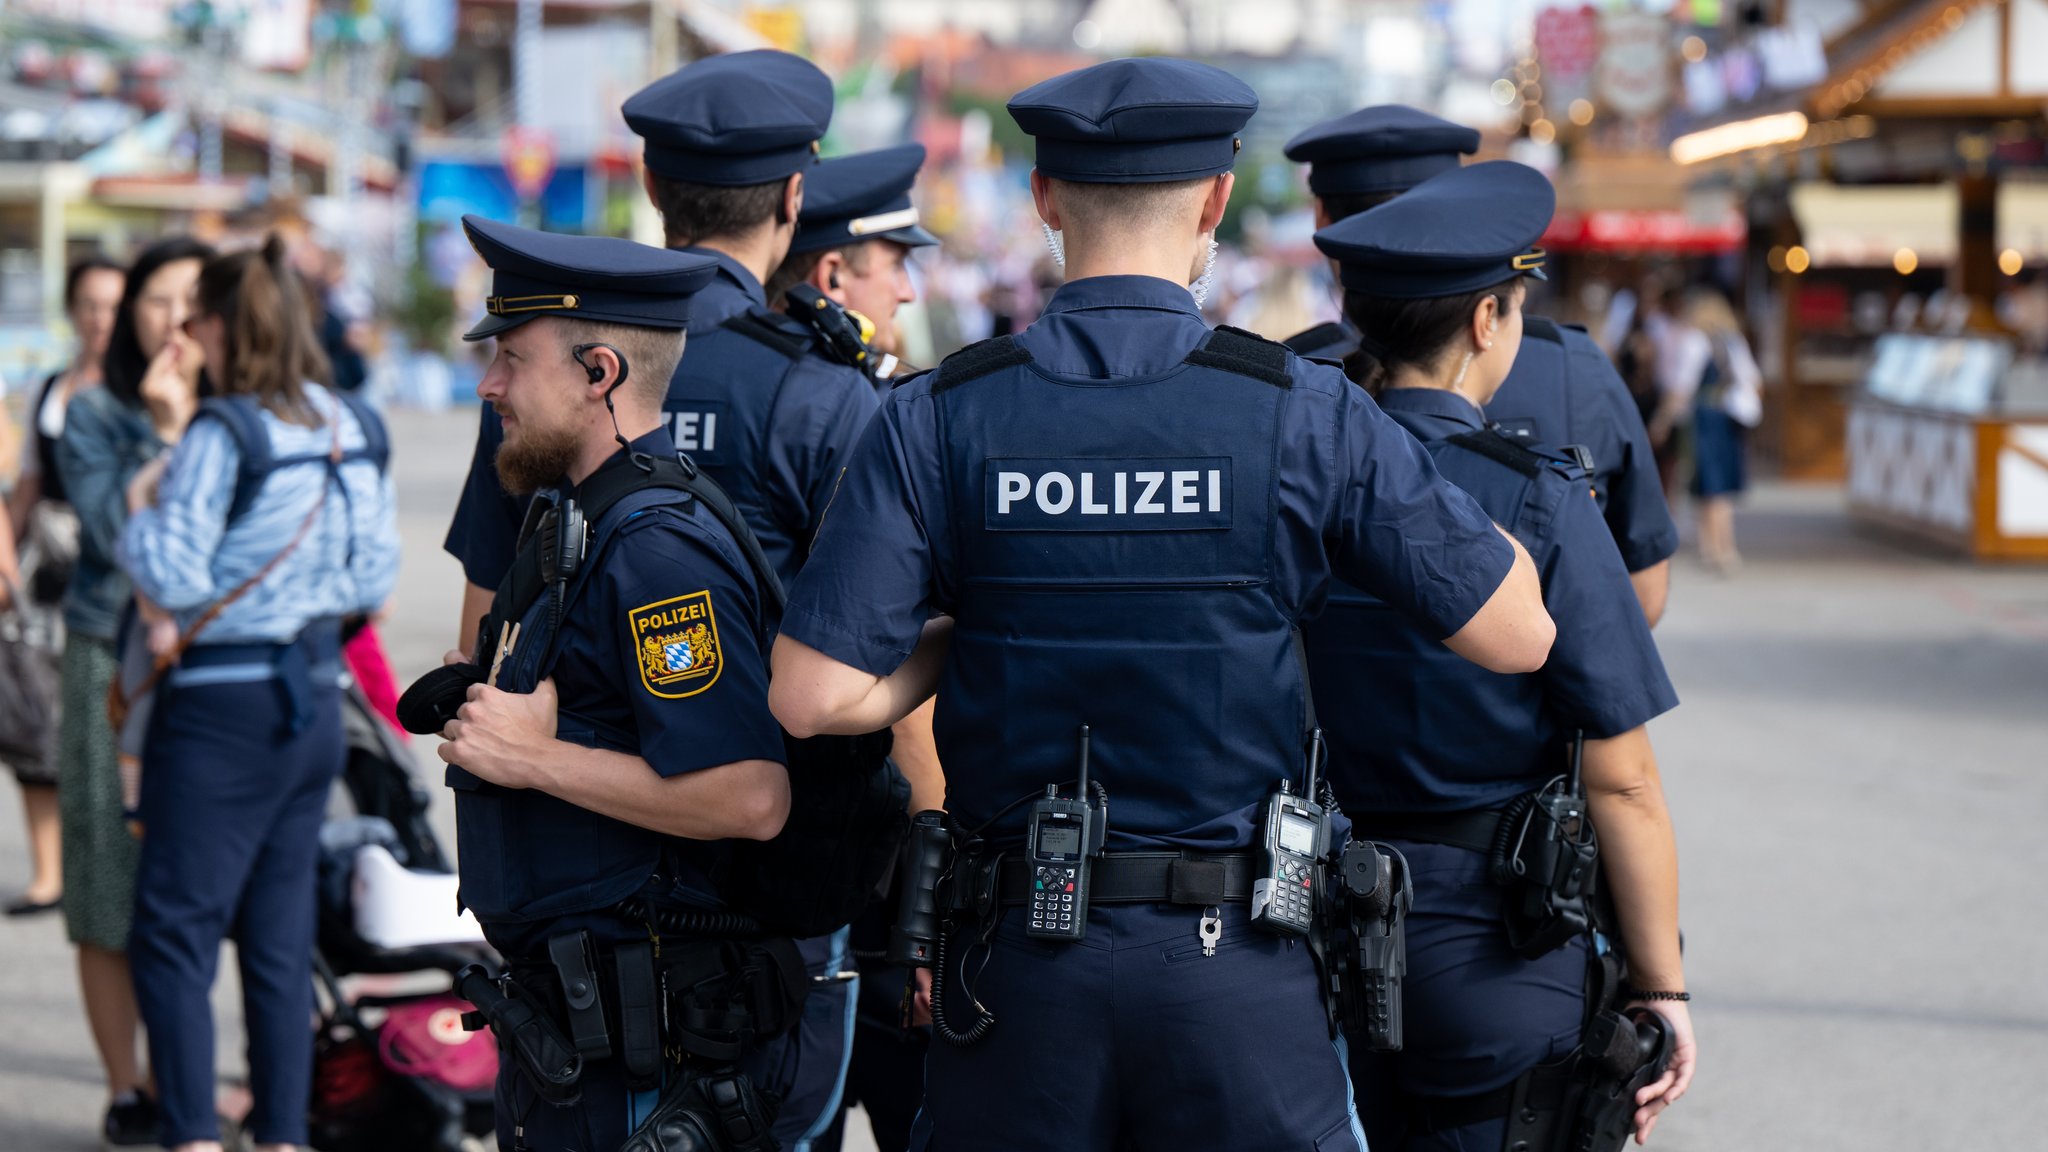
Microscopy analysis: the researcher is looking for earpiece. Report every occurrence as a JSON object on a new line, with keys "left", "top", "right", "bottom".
{"left": 571, "top": 342, "right": 626, "bottom": 389}
{"left": 828, "top": 270, "right": 841, "bottom": 290}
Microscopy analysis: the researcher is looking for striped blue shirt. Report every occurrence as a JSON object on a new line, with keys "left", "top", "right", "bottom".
{"left": 118, "top": 384, "right": 399, "bottom": 644}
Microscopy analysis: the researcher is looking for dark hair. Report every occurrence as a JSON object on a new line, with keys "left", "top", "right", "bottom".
{"left": 63, "top": 255, "right": 124, "bottom": 310}
{"left": 764, "top": 247, "right": 827, "bottom": 307}
{"left": 102, "top": 236, "right": 216, "bottom": 410}
{"left": 649, "top": 173, "right": 791, "bottom": 248}
{"left": 1317, "top": 189, "right": 1401, "bottom": 224}
{"left": 1340, "top": 277, "right": 1522, "bottom": 397}
{"left": 195, "top": 233, "right": 332, "bottom": 425}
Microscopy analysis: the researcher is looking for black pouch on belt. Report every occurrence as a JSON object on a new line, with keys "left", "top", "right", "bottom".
{"left": 455, "top": 963, "right": 583, "bottom": 1104}
{"left": 614, "top": 939, "right": 663, "bottom": 1091}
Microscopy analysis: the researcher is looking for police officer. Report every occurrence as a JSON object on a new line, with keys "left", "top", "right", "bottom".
{"left": 763, "top": 142, "right": 948, "bottom": 1152}
{"left": 428, "top": 218, "right": 794, "bottom": 1149}
{"left": 440, "top": 52, "right": 887, "bottom": 1149}
{"left": 1305, "top": 162, "right": 1697, "bottom": 1150}
{"left": 767, "top": 143, "right": 940, "bottom": 388}
{"left": 768, "top": 57, "right": 1556, "bottom": 1150}
{"left": 1283, "top": 106, "right": 1679, "bottom": 625}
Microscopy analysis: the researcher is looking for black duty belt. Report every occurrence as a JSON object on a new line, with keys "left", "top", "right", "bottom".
{"left": 1353, "top": 808, "right": 1505, "bottom": 856}
{"left": 996, "top": 851, "right": 1254, "bottom": 907}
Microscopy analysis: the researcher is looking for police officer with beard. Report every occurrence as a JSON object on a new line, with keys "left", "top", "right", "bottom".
{"left": 426, "top": 218, "right": 795, "bottom": 1150}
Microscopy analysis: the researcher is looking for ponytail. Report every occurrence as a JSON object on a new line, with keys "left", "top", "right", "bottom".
{"left": 1338, "top": 278, "right": 1520, "bottom": 398}
{"left": 196, "top": 233, "right": 333, "bottom": 426}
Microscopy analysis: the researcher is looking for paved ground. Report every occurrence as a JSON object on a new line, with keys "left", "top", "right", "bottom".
{"left": 2, "top": 405, "right": 2045, "bottom": 1149}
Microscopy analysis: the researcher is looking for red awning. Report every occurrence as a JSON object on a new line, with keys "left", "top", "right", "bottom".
{"left": 1542, "top": 209, "right": 1746, "bottom": 253}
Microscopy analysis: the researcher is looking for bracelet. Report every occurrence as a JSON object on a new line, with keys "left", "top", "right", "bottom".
{"left": 1623, "top": 988, "right": 1692, "bottom": 1002}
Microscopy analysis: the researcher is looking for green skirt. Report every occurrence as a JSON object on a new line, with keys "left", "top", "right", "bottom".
{"left": 57, "top": 635, "right": 138, "bottom": 951}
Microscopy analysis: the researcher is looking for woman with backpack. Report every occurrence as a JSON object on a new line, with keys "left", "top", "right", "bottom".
{"left": 1652, "top": 288, "right": 1762, "bottom": 573}
{"left": 116, "top": 236, "right": 398, "bottom": 1152}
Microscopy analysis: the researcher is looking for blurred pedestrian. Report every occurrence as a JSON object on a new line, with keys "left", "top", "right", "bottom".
{"left": 3, "top": 256, "right": 124, "bottom": 917}
{"left": 119, "top": 235, "right": 397, "bottom": 1152}
{"left": 1656, "top": 289, "right": 1761, "bottom": 573}
{"left": 55, "top": 235, "right": 212, "bottom": 1148}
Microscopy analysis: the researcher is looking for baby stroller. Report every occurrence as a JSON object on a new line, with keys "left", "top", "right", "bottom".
{"left": 306, "top": 682, "right": 499, "bottom": 1152}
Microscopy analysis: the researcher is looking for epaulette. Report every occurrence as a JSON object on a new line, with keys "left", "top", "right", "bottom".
{"left": 1284, "top": 321, "right": 1355, "bottom": 358}
{"left": 1522, "top": 315, "right": 1565, "bottom": 345}
{"left": 931, "top": 335, "right": 1033, "bottom": 393}
{"left": 1184, "top": 325, "right": 1292, "bottom": 388}
{"left": 720, "top": 310, "right": 812, "bottom": 360}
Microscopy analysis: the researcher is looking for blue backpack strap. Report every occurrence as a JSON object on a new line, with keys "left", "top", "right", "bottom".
{"left": 330, "top": 389, "right": 390, "bottom": 473}
{"left": 192, "top": 395, "right": 276, "bottom": 526}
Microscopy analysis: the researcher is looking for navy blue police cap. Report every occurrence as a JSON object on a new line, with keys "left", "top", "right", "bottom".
{"left": 1284, "top": 105, "right": 1481, "bottom": 198}
{"left": 1007, "top": 57, "right": 1258, "bottom": 184}
{"left": 622, "top": 49, "right": 834, "bottom": 186}
{"left": 790, "top": 144, "right": 939, "bottom": 256}
{"left": 1312, "top": 161, "right": 1554, "bottom": 298}
{"left": 460, "top": 215, "right": 721, "bottom": 341}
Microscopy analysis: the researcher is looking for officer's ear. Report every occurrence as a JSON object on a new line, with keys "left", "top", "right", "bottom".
{"left": 780, "top": 172, "right": 804, "bottom": 227}
{"left": 809, "top": 251, "right": 846, "bottom": 299}
{"left": 1471, "top": 294, "right": 1503, "bottom": 352}
{"left": 1196, "top": 172, "right": 1234, "bottom": 236}
{"left": 1030, "top": 169, "right": 1063, "bottom": 232}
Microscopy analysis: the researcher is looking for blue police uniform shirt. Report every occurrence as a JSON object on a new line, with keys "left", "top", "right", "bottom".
{"left": 464, "top": 426, "right": 785, "bottom": 959}
{"left": 781, "top": 274, "right": 1515, "bottom": 851}
{"left": 1487, "top": 318, "right": 1677, "bottom": 573}
{"left": 442, "top": 248, "right": 880, "bottom": 591}
{"left": 1305, "top": 387, "right": 1677, "bottom": 815}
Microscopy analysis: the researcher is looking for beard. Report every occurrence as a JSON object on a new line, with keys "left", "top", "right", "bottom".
{"left": 494, "top": 414, "right": 582, "bottom": 495}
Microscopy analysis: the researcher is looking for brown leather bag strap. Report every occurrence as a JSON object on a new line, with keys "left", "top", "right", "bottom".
{"left": 110, "top": 411, "right": 344, "bottom": 727}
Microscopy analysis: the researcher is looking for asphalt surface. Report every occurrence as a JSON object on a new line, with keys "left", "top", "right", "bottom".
{"left": 2, "top": 405, "right": 2045, "bottom": 1149}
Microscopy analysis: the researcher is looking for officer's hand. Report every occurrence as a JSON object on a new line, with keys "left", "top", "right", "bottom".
{"left": 436, "top": 678, "right": 561, "bottom": 789}
{"left": 910, "top": 967, "right": 933, "bottom": 1027}
{"left": 1629, "top": 999, "right": 1696, "bottom": 1145}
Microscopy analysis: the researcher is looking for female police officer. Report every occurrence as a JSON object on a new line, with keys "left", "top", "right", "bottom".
{"left": 1283, "top": 106, "right": 1678, "bottom": 626}
{"left": 767, "top": 57, "right": 1554, "bottom": 1151}
{"left": 1304, "top": 161, "right": 1697, "bottom": 1150}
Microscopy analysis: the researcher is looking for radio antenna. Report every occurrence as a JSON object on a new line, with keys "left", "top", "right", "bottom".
{"left": 1077, "top": 724, "right": 1092, "bottom": 797}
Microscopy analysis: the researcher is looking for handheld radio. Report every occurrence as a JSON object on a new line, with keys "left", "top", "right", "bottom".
{"left": 1496, "top": 730, "right": 1599, "bottom": 959}
{"left": 1024, "top": 725, "right": 1106, "bottom": 941}
{"left": 1251, "top": 730, "right": 1329, "bottom": 936}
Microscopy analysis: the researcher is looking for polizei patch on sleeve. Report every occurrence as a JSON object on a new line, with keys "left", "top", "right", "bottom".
{"left": 984, "top": 457, "right": 1233, "bottom": 531}
{"left": 631, "top": 591, "right": 724, "bottom": 698}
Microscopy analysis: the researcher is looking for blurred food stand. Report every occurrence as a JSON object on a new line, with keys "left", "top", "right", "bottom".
{"left": 1671, "top": 0, "right": 2048, "bottom": 513}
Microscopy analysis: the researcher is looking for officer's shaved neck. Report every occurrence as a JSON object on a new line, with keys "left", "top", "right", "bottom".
{"left": 1034, "top": 172, "right": 1231, "bottom": 290}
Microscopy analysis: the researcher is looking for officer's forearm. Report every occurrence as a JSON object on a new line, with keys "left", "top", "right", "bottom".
{"left": 771, "top": 616, "right": 953, "bottom": 737}
{"left": 1442, "top": 526, "right": 1553, "bottom": 674}
{"left": 890, "top": 697, "right": 946, "bottom": 813}
{"left": 1582, "top": 728, "right": 1685, "bottom": 991}
{"left": 1628, "top": 560, "right": 1670, "bottom": 629}
{"left": 530, "top": 742, "right": 791, "bottom": 841}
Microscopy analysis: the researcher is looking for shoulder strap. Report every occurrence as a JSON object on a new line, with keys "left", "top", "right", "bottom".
{"left": 931, "top": 335, "right": 1032, "bottom": 393}
{"left": 720, "top": 310, "right": 812, "bottom": 361}
{"left": 490, "top": 455, "right": 787, "bottom": 646}
{"left": 1445, "top": 428, "right": 1547, "bottom": 478}
{"left": 193, "top": 396, "right": 276, "bottom": 525}
{"left": 330, "top": 390, "right": 390, "bottom": 471}
{"left": 1284, "top": 321, "right": 1352, "bottom": 357}
{"left": 1523, "top": 315, "right": 1565, "bottom": 345}
{"left": 1184, "top": 325, "right": 1292, "bottom": 389}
